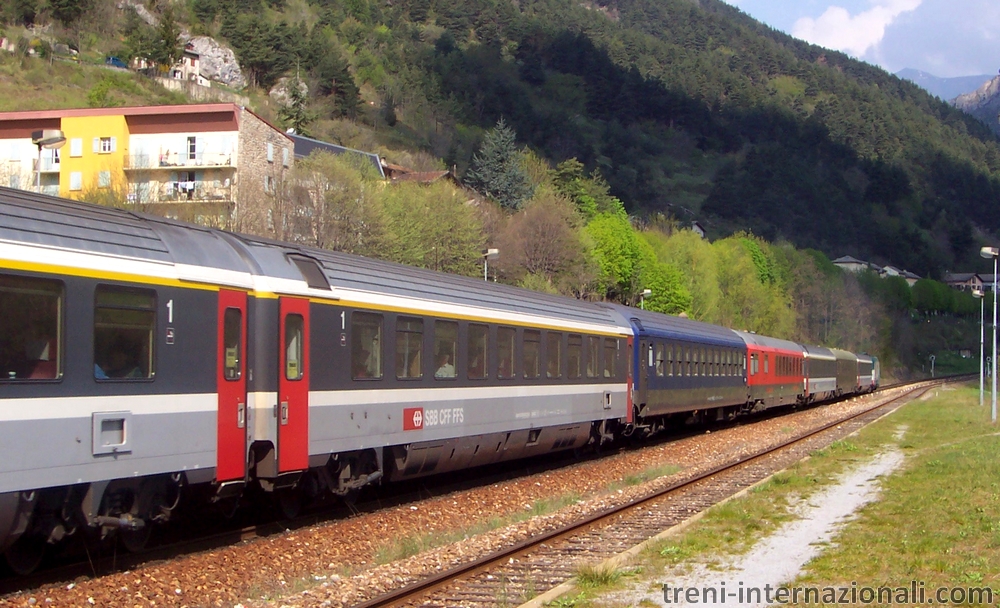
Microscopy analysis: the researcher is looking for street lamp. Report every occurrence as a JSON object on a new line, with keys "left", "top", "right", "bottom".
{"left": 32, "top": 129, "right": 66, "bottom": 194}
{"left": 974, "top": 287, "right": 985, "bottom": 407}
{"left": 482, "top": 248, "right": 498, "bottom": 282}
{"left": 981, "top": 246, "right": 999, "bottom": 423}
{"left": 639, "top": 288, "right": 652, "bottom": 310}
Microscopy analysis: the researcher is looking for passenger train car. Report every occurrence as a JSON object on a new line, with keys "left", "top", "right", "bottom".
{"left": 0, "top": 187, "right": 878, "bottom": 574}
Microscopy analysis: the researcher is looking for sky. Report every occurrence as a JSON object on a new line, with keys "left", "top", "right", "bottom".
{"left": 719, "top": 0, "right": 1000, "bottom": 78}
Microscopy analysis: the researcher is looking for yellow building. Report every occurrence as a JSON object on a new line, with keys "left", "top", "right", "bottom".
{"left": 0, "top": 104, "right": 293, "bottom": 224}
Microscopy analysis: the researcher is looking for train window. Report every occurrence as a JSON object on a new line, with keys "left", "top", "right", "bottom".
{"left": 603, "top": 338, "right": 616, "bottom": 378}
{"left": 546, "top": 332, "right": 562, "bottom": 379}
{"left": 683, "top": 347, "right": 690, "bottom": 376}
{"left": 567, "top": 335, "right": 582, "bottom": 379}
{"left": 586, "top": 336, "right": 600, "bottom": 378}
{"left": 434, "top": 320, "right": 458, "bottom": 379}
{"left": 523, "top": 330, "right": 541, "bottom": 379}
{"left": 468, "top": 324, "right": 488, "bottom": 380}
{"left": 396, "top": 317, "right": 423, "bottom": 379}
{"left": 94, "top": 287, "right": 155, "bottom": 380}
{"left": 750, "top": 353, "right": 757, "bottom": 375}
{"left": 0, "top": 275, "right": 63, "bottom": 381}
{"left": 498, "top": 327, "right": 516, "bottom": 379}
{"left": 655, "top": 344, "right": 664, "bottom": 377}
{"left": 223, "top": 308, "right": 242, "bottom": 381}
{"left": 666, "top": 345, "right": 673, "bottom": 376}
{"left": 284, "top": 314, "right": 304, "bottom": 381}
{"left": 351, "top": 312, "right": 382, "bottom": 379}
{"left": 764, "top": 354, "right": 769, "bottom": 374}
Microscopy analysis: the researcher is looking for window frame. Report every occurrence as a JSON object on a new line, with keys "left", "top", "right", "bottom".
{"left": 546, "top": 332, "right": 562, "bottom": 379}
{"left": 93, "top": 285, "right": 156, "bottom": 382}
{"left": 395, "top": 316, "right": 424, "bottom": 380}
{"left": 497, "top": 326, "right": 516, "bottom": 379}
{"left": 467, "top": 323, "right": 489, "bottom": 380}
{"left": 351, "top": 311, "right": 383, "bottom": 380}
{"left": 0, "top": 274, "right": 64, "bottom": 382}
{"left": 523, "top": 329, "right": 541, "bottom": 379}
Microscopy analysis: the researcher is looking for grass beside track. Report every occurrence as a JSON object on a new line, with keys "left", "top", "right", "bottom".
{"left": 555, "top": 383, "right": 1000, "bottom": 607}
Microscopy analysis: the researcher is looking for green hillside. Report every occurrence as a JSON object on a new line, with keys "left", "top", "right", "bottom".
{"left": 4, "top": 0, "right": 1000, "bottom": 278}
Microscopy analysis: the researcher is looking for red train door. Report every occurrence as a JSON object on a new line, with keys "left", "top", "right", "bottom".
{"left": 217, "top": 289, "right": 248, "bottom": 482}
{"left": 278, "top": 296, "right": 310, "bottom": 473}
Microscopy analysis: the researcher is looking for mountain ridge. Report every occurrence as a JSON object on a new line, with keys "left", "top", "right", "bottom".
{"left": 896, "top": 68, "right": 994, "bottom": 101}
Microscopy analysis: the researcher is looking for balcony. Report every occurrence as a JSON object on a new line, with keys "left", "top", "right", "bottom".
{"left": 125, "top": 152, "right": 235, "bottom": 171}
{"left": 40, "top": 185, "right": 60, "bottom": 196}
{"left": 32, "top": 158, "right": 60, "bottom": 173}
{"left": 156, "top": 181, "right": 233, "bottom": 203}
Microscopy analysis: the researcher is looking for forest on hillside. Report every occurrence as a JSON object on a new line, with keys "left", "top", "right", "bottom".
{"left": 5, "top": 0, "right": 1000, "bottom": 276}
{"left": 0, "top": 0, "right": 993, "bottom": 373}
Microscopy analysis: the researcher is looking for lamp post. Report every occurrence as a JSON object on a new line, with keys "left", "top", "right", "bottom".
{"left": 639, "top": 288, "right": 652, "bottom": 310}
{"left": 482, "top": 248, "right": 499, "bottom": 282}
{"left": 974, "top": 287, "right": 985, "bottom": 407}
{"left": 32, "top": 129, "right": 66, "bottom": 194}
{"left": 981, "top": 246, "right": 999, "bottom": 423}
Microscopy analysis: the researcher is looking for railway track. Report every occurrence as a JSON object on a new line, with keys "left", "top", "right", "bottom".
{"left": 353, "top": 379, "right": 951, "bottom": 608}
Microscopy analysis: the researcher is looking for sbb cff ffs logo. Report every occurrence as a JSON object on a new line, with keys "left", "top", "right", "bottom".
{"left": 403, "top": 407, "right": 424, "bottom": 430}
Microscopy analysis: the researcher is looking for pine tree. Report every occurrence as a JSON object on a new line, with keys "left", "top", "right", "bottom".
{"left": 278, "top": 74, "right": 314, "bottom": 136}
{"left": 151, "top": 7, "right": 183, "bottom": 68}
{"left": 465, "top": 119, "right": 534, "bottom": 211}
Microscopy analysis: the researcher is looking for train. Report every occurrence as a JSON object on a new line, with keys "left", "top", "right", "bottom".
{"left": 0, "top": 186, "right": 878, "bottom": 574}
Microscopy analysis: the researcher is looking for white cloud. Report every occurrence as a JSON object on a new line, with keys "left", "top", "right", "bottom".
{"left": 792, "top": 0, "right": 922, "bottom": 57}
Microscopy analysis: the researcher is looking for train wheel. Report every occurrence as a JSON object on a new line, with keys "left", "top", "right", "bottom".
{"left": 275, "top": 488, "right": 302, "bottom": 520}
{"left": 340, "top": 488, "right": 361, "bottom": 507}
{"left": 120, "top": 524, "right": 151, "bottom": 553}
{"left": 4, "top": 535, "right": 44, "bottom": 576}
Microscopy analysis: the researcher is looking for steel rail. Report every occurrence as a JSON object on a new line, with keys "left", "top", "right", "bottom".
{"left": 353, "top": 378, "right": 959, "bottom": 607}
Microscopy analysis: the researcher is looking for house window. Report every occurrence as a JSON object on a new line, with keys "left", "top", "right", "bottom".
{"left": 98, "top": 171, "right": 111, "bottom": 188}
{"left": 187, "top": 136, "right": 197, "bottom": 161}
{"left": 69, "top": 138, "right": 82, "bottom": 157}
{"left": 266, "top": 142, "right": 274, "bottom": 162}
{"left": 282, "top": 147, "right": 289, "bottom": 167}
{"left": 264, "top": 175, "right": 275, "bottom": 193}
{"left": 95, "top": 137, "right": 115, "bottom": 153}
{"left": 69, "top": 172, "right": 82, "bottom": 191}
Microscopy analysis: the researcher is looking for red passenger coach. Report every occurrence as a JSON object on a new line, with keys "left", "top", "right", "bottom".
{"left": 736, "top": 331, "right": 805, "bottom": 409}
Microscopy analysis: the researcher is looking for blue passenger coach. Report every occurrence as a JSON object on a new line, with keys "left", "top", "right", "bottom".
{"left": 604, "top": 305, "right": 749, "bottom": 421}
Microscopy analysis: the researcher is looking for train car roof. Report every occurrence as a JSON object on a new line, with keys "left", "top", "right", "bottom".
{"left": 735, "top": 330, "right": 804, "bottom": 354}
{"left": 600, "top": 304, "right": 745, "bottom": 348}
{"left": 0, "top": 189, "right": 628, "bottom": 331}
{"left": 829, "top": 348, "right": 858, "bottom": 361}
{"left": 801, "top": 344, "right": 836, "bottom": 360}
{"left": 0, "top": 187, "right": 252, "bottom": 274}
{"left": 234, "top": 233, "right": 626, "bottom": 329}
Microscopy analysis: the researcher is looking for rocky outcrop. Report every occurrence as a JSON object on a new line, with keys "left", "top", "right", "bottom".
{"left": 186, "top": 36, "right": 246, "bottom": 90}
{"left": 268, "top": 77, "right": 308, "bottom": 106}
{"left": 952, "top": 76, "right": 1000, "bottom": 136}
{"left": 116, "top": 0, "right": 157, "bottom": 26}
